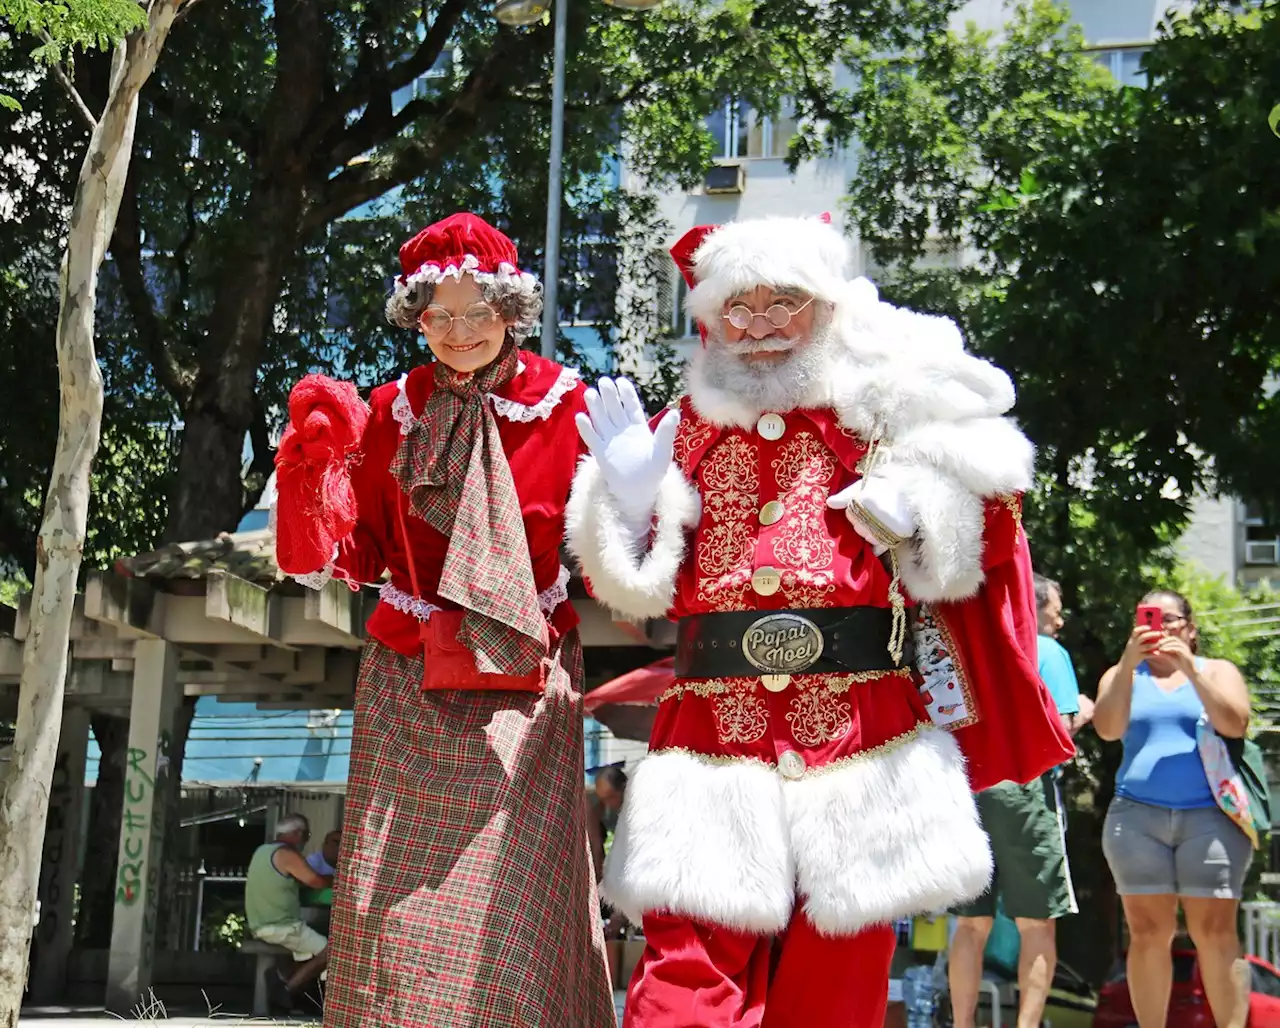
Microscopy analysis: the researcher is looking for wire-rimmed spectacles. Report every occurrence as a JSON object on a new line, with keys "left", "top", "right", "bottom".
{"left": 722, "top": 296, "right": 815, "bottom": 332}
{"left": 419, "top": 303, "right": 502, "bottom": 339}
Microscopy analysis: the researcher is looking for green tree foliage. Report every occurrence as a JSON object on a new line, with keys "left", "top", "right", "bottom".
{"left": 836, "top": 0, "right": 1280, "bottom": 529}
{"left": 0, "top": 0, "right": 963, "bottom": 566}
{"left": 0, "top": 40, "right": 178, "bottom": 577}
{"left": 0, "top": 0, "right": 145, "bottom": 109}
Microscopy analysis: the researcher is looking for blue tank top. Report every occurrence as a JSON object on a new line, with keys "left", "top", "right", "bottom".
{"left": 1115, "top": 661, "right": 1215, "bottom": 809}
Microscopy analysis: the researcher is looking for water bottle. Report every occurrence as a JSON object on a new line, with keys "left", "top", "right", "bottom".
{"left": 902, "top": 965, "right": 936, "bottom": 1028}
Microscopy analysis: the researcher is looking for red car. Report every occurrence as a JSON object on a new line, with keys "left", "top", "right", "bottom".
{"left": 1093, "top": 948, "right": 1280, "bottom": 1027}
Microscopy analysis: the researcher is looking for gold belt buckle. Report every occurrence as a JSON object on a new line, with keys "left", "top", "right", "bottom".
{"left": 742, "top": 613, "right": 824, "bottom": 688}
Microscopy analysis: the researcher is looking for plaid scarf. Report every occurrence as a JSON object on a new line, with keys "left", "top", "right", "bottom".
{"left": 392, "top": 342, "right": 548, "bottom": 676}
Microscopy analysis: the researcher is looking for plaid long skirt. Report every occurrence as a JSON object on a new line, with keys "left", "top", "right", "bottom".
{"left": 323, "top": 634, "right": 616, "bottom": 1028}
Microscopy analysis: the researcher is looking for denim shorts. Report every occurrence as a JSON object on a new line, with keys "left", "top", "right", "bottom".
{"left": 1102, "top": 795, "right": 1253, "bottom": 899}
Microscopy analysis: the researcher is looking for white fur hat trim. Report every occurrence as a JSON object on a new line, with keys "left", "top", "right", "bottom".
{"left": 686, "top": 215, "right": 853, "bottom": 326}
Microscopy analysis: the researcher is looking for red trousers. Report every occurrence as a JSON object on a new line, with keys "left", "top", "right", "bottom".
{"left": 622, "top": 911, "right": 897, "bottom": 1028}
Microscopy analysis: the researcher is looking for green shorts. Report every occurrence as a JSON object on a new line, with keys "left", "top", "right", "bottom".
{"left": 952, "top": 772, "right": 1077, "bottom": 921}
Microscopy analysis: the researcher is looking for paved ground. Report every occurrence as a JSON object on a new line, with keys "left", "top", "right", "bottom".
{"left": 19, "top": 990, "right": 629, "bottom": 1025}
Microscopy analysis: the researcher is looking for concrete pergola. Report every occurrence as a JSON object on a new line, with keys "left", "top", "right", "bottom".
{"left": 0, "top": 527, "right": 661, "bottom": 1012}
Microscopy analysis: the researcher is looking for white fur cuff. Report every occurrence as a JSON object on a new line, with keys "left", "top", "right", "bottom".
{"left": 890, "top": 417, "right": 1035, "bottom": 499}
{"left": 601, "top": 750, "right": 795, "bottom": 934}
{"left": 890, "top": 462, "right": 987, "bottom": 603}
{"left": 788, "top": 728, "right": 992, "bottom": 935}
{"left": 565, "top": 457, "right": 700, "bottom": 621}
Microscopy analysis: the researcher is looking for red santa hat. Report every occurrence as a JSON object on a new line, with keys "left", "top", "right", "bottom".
{"left": 397, "top": 212, "right": 538, "bottom": 293}
{"left": 674, "top": 213, "right": 851, "bottom": 331}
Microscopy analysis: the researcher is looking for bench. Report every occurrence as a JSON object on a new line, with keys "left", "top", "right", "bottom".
{"left": 241, "top": 939, "right": 291, "bottom": 1016}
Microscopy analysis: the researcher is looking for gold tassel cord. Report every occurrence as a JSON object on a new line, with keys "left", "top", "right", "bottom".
{"left": 887, "top": 549, "right": 907, "bottom": 666}
{"left": 853, "top": 420, "right": 907, "bottom": 664}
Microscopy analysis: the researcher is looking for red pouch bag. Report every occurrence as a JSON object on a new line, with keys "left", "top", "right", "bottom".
{"left": 398, "top": 502, "right": 544, "bottom": 693}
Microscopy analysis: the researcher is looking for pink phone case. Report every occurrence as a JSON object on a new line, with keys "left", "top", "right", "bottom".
{"left": 1136, "top": 605, "right": 1163, "bottom": 632}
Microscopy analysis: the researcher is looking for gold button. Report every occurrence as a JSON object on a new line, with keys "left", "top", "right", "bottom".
{"left": 761, "top": 674, "right": 791, "bottom": 692}
{"left": 778, "top": 750, "right": 807, "bottom": 779}
{"left": 751, "top": 566, "right": 781, "bottom": 596}
{"left": 756, "top": 413, "right": 786, "bottom": 441}
{"left": 759, "top": 500, "right": 785, "bottom": 526}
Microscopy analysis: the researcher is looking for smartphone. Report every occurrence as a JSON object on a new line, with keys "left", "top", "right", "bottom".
{"left": 1136, "top": 605, "right": 1164, "bottom": 632}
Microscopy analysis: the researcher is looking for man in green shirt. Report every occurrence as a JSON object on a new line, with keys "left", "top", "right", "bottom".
{"left": 246, "top": 813, "right": 333, "bottom": 1011}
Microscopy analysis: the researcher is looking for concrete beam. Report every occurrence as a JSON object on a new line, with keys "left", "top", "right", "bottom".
{"left": 72, "top": 636, "right": 139, "bottom": 661}
{"left": 575, "top": 600, "right": 651, "bottom": 647}
{"left": 83, "top": 573, "right": 162, "bottom": 638}
{"left": 0, "top": 635, "right": 21, "bottom": 681}
{"left": 16, "top": 592, "right": 91, "bottom": 642}
{"left": 205, "top": 571, "right": 286, "bottom": 647}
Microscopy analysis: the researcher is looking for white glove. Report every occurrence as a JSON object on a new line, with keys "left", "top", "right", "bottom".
{"left": 828, "top": 468, "right": 916, "bottom": 555}
{"left": 575, "top": 377, "right": 680, "bottom": 535}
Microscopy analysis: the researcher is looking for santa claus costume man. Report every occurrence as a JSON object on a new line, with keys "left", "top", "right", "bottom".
{"left": 273, "top": 213, "right": 614, "bottom": 1027}
{"left": 567, "top": 214, "right": 1074, "bottom": 1028}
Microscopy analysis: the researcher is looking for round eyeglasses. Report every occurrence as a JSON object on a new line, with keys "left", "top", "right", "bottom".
{"left": 722, "top": 296, "right": 816, "bottom": 332}
{"left": 419, "top": 303, "right": 502, "bottom": 339}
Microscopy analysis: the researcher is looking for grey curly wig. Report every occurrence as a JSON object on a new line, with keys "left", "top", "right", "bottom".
{"left": 385, "top": 276, "right": 543, "bottom": 344}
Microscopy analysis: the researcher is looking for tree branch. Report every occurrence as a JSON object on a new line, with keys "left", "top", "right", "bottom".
{"left": 302, "top": 47, "right": 516, "bottom": 231}
{"left": 168, "top": 186, "right": 198, "bottom": 324}
{"left": 304, "top": 0, "right": 470, "bottom": 169}
{"left": 110, "top": 174, "right": 190, "bottom": 404}
{"left": 173, "top": 0, "right": 207, "bottom": 25}
{"left": 38, "top": 32, "right": 98, "bottom": 132}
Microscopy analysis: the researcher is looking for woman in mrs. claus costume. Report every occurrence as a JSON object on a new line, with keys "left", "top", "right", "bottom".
{"left": 273, "top": 213, "right": 615, "bottom": 1028}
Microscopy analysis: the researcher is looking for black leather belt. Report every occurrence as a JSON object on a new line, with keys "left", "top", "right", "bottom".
{"left": 675, "top": 607, "right": 914, "bottom": 680}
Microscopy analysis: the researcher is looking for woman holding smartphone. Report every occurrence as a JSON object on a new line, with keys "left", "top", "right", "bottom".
{"left": 1094, "top": 589, "right": 1252, "bottom": 1027}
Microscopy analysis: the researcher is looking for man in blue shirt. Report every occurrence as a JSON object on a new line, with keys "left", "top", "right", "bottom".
{"left": 947, "top": 574, "right": 1089, "bottom": 1028}
{"left": 1035, "top": 574, "right": 1093, "bottom": 735}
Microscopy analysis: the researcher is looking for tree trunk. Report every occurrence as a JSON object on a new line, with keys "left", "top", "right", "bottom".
{"left": 0, "top": 6, "right": 182, "bottom": 1022}
{"left": 161, "top": 172, "right": 314, "bottom": 547}
{"left": 75, "top": 714, "right": 128, "bottom": 948}
{"left": 162, "top": 0, "right": 326, "bottom": 544}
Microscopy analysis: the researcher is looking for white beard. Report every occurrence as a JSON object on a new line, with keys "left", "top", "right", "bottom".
{"left": 686, "top": 319, "right": 839, "bottom": 428}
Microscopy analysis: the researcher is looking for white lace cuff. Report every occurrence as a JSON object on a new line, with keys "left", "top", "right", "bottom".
{"left": 380, "top": 582, "right": 444, "bottom": 622}
{"left": 538, "top": 565, "right": 572, "bottom": 615}
{"left": 278, "top": 520, "right": 340, "bottom": 591}
{"left": 378, "top": 566, "right": 570, "bottom": 623}
{"left": 292, "top": 565, "right": 335, "bottom": 591}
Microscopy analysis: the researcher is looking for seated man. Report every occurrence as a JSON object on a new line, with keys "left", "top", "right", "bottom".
{"left": 246, "top": 813, "right": 332, "bottom": 1011}
{"left": 306, "top": 828, "right": 342, "bottom": 876}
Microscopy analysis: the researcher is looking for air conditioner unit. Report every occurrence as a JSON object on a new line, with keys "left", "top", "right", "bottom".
{"left": 704, "top": 164, "right": 746, "bottom": 195}
{"left": 1246, "top": 540, "right": 1280, "bottom": 566}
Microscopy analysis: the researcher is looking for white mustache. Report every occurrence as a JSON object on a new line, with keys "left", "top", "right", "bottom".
{"left": 722, "top": 336, "right": 798, "bottom": 354}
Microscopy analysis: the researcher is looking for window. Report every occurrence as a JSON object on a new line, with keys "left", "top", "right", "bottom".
{"left": 1252, "top": 961, "right": 1280, "bottom": 1000}
{"left": 671, "top": 272, "right": 694, "bottom": 338}
{"left": 705, "top": 99, "right": 798, "bottom": 160}
{"left": 1090, "top": 47, "right": 1149, "bottom": 88}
